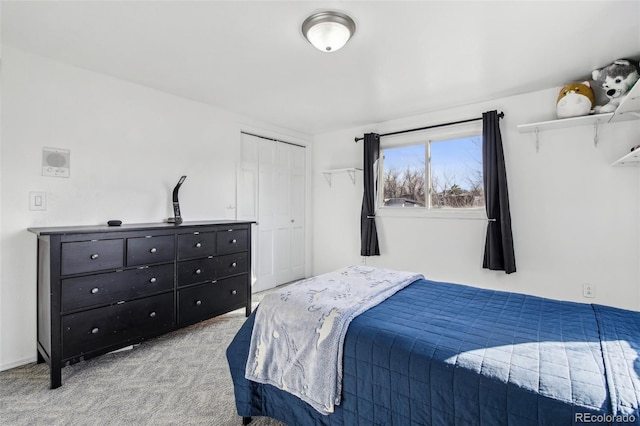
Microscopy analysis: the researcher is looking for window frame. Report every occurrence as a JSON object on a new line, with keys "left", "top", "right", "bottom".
{"left": 376, "top": 121, "right": 487, "bottom": 220}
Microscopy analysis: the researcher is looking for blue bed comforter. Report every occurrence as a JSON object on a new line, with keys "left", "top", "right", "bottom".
{"left": 226, "top": 278, "right": 640, "bottom": 425}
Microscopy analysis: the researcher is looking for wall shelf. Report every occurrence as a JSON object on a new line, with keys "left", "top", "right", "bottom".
{"left": 322, "top": 168, "right": 362, "bottom": 186}
{"left": 518, "top": 80, "right": 640, "bottom": 134}
{"left": 517, "top": 113, "right": 614, "bottom": 134}
{"left": 517, "top": 81, "right": 640, "bottom": 152}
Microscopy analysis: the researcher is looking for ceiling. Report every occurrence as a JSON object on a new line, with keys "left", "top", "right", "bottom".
{"left": 2, "top": 1, "right": 639, "bottom": 136}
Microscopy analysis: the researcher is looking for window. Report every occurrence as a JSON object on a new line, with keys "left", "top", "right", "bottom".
{"left": 380, "top": 129, "right": 484, "bottom": 212}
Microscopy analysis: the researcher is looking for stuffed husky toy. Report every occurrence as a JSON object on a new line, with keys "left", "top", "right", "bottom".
{"left": 592, "top": 59, "right": 640, "bottom": 113}
{"left": 556, "top": 81, "right": 595, "bottom": 118}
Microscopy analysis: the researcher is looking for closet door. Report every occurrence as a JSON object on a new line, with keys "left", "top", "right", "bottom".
{"left": 238, "top": 133, "right": 305, "bottom": 293}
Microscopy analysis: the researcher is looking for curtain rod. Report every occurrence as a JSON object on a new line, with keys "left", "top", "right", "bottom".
{"left": 354, "top": 111, "right": 504, "bottom": 143}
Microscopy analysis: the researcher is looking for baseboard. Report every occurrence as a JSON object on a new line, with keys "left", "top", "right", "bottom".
{"left": 0, "top": 355, "right": 37, "bottom": 372}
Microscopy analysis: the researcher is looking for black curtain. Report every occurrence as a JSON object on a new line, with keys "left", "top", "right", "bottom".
{"left": 361, "top": 133, "right": 380, "bottom": 256}
{"left": 482, "top": 110, "right": 516, "bottom": 273}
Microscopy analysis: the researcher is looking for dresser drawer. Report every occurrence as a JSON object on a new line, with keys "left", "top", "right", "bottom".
{"left": 61, "top": 264, "right": 174, "bottom": 312}
{"left": 177, "top": 231, "right": 217, "bottom": 259}
{"left": 178, "top": 275, "right": 247, "bottom": 326}
{"left": 177, "top": 257, "right": 217, "bottom": 287}
{"left": 61, "top": 239, "right": 124, "bottom": 275}
{"left": 127, "top": 235, "right": 175, "bottom": 266}
{"left": 216, "top": 228, "right": 248, "bottom": 255}
{"left": 62, "top": 293, "right": 174, "bottom": 359}
{"left": 215, "top": 252, "right": 248, "bottom": 279}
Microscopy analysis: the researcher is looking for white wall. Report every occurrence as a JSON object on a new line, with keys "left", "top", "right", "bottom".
{"left": 313, "top": 89, "right": 640, "bottom": 311}
{"left": 0, "top": 47, "right": 311, "bottom": 370}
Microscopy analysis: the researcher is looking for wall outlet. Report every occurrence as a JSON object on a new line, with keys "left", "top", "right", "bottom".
{"left": 361, "top": 256, "right": 366, "bottom": 265}
{"left": 583, "top": 283, "right": 595, "bottom": 298}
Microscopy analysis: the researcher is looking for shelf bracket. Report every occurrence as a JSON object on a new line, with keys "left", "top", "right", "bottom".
{"left": 346, "top": 169, "right": 357, "bottom": 185}
{"left": 535, "top": 127, "right": 540, "bottom": 153}
{"left": 322, "top": 172, "right": 333, "bottom": 187}
{"left": 322, "top": 168, "right": 361, "bottom": 187}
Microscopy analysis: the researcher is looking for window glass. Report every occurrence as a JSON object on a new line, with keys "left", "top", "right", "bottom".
{"left": 381, "top": 135, "right": 484, "bottom": 210}
{"left": 382, "top": 145, "right": 426, "bottom": 207}
{"left": 430, "top": 135, "right": 484, "bottom": 209}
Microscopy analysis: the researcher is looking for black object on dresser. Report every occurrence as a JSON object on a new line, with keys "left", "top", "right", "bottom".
{"left": 28, "top": 220, "right": 254, "bottom": 389}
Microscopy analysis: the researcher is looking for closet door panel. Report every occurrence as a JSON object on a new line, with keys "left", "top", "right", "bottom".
{"left": 290, "top": 145, "right": 306, "bottom": 282}
{"left": 256, "top": 139, "right": 277, "bottom": 291}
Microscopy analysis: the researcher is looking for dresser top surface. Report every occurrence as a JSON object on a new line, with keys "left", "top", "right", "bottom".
{"left": 28, "top": 220, "right": 256, "bottom": 236}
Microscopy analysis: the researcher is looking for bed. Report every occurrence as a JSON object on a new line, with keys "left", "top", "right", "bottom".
{"left": 226, "top": 268, "right": 640, "bottom": 425}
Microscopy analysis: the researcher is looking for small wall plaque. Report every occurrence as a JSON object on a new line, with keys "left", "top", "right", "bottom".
{"left": 42, "top": 147, "right": 70, "bottom": 178}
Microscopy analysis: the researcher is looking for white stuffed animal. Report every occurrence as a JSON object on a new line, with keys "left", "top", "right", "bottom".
{"left": 592, "top": 59, "right": 640, "bottom": 113}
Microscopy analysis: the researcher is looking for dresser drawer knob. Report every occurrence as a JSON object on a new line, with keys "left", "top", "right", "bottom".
{"left": 149, "top": 312, "right": 156, "bottom": 318}
{"left": 150, "top": 248, "right": 157, "bottom": 253}
{"left": 91, "top": 287, "right": 99, "bottom": 294}
{"left": 231, "top": 262, "right": 237, "bottom": 268}
{"left": 231, "top": 290, "right": 237, "bottom": 295}
{"left": 91, "top": 328, "right": 99, "bottom": 334}
{"left": 195, "top": 242, "right": 202, "bottom": 248}
{"left": 231, "top": 239, "right": 237, "bottom": 244}
{"left": 196, "top": 300, "right": 202, "bottom": 306}
{"left": 149, "top": 277, "right": 157, "bottom": 283}
{"left": 90, "top": 254, "right": 99, "bottom": 260}
{"left": 195, "top": 269, "right": 202, "bottom": 275}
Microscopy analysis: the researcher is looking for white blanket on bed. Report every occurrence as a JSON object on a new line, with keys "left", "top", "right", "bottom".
{"left": 244, "top": 265, "right": 424, "bottom": 415}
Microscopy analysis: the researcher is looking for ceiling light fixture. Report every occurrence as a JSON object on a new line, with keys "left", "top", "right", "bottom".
{"left": 302, "top": 11, "right": 356, "bottom": 53}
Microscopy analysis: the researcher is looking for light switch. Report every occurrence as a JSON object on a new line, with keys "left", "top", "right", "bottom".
{"left": 29, "top": 192, "right": 47, "bottom": 211}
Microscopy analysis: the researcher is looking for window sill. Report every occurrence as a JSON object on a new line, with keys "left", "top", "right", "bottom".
{"left": 376, "top": 207, "right": 487, "bottom": 220}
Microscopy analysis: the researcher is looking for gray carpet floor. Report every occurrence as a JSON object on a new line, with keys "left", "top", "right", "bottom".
{"left": 0, "top": 302, "right": 286, "bottom": 426}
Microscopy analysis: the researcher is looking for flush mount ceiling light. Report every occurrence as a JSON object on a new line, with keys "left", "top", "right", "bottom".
{"left": 302, "top": 11, "right": 356, "bottom": 53}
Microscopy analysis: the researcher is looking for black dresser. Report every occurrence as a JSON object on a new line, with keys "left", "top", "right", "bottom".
{"left": 28, "top": 220, "right": 254, "bottom": 388}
